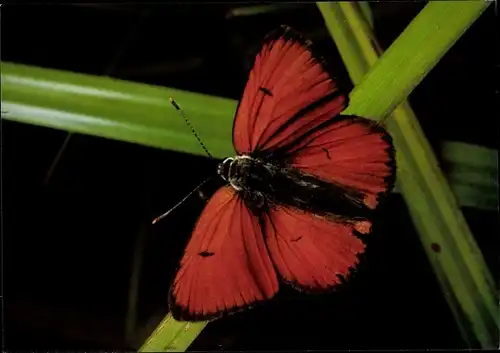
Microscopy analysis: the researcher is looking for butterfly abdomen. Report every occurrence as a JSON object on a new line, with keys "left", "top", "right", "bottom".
{"left": 218, "top": 155, "right": 372, "bottom": 220}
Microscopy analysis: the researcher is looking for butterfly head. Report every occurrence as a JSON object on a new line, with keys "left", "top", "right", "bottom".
{"left": 217, "top": 155, "right": 256, "bottom": 192}
{"left": 217, "top": 157, "right": 234, "bottom": 182}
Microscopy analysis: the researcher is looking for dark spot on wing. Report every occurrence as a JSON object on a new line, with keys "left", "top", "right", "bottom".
{"left": 199, "top": 251, "right": 215, "bottom": 257}
{"left": 322, "top": 148, "right": 331, "bottom": 160}
{"left": 291, "top": 236, "right": 303, "bottom": 242}
{"left": 259, "top": 87, "right": 273, "bottom": 96}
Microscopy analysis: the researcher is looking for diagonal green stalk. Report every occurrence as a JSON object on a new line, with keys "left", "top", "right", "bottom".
{"left": 318, "top": 1, "right": 497, "bottom": 348}
{"left": 138, "top": 315, "right": 207, "bottom": 352}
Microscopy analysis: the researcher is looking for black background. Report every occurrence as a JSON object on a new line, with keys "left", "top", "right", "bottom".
{"left": 2, "top": 3, "right": 498, "bottom": 350}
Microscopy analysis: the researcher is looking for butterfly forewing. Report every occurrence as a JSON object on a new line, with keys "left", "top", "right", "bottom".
{"left": 232, "top": 25, "right": 346, "bottom": 154}
{"left": 170, "top": 187, "right": 279, "bottom": 321}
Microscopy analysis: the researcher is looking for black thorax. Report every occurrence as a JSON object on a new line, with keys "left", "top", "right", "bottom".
{"left": 217, "top": 155, "right": 371, "bottom": 220}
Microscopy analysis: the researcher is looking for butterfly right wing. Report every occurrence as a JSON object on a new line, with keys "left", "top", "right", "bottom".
{"left": 169, "top": 186, "right": 279, "bottom": 321}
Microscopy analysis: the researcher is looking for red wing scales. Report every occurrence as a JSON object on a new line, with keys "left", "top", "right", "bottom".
{"left": 170, "top": 187, "right": 279, "bottom": 321}
{"left": 232, "top": 25, "right": 346, "bottom": 154}
{"left": 290, "top": 117, "right": 395, "bottom": 208}
{"left": 264, "top": 205, "right": 366, "bottom": 290}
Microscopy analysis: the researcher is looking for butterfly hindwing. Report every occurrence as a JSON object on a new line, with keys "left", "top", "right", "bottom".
{"left": 232, "top": 25, "right": 346, "bottom": 154}
{"left": 263, "top": 205, "right": 366, "bottom": 290}
{"left": 170, "top": 187, "right": 279, "bottom": 321}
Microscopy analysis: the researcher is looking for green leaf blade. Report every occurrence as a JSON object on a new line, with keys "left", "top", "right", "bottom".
{"left": 2, "top": 62, "right": 236, "bottom": 158}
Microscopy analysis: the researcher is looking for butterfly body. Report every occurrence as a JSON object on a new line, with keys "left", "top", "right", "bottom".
{"left": 217, "top": 151, "right": 372, "bottom": 221}
{"left": 169, "top": 25, "right": 396, "bottom": 322}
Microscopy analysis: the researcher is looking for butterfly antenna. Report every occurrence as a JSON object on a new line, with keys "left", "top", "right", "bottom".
{"left": 152, "top": 176, "right": 213, "bottom": 225}
{"left": 169, "top": 97, "right": 213, "bottom": 158}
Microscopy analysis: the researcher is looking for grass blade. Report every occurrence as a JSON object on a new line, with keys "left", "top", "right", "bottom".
{"left": 2, "top": 62, "right": 236, "bottom": 158}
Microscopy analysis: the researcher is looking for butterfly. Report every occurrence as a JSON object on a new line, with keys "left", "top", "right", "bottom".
{"left": 168, "top": 25, "right": 396, "bottom": 322}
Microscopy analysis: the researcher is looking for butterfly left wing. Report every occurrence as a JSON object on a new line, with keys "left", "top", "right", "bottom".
{"left": 169, "top": 186, "right": 279, "bottom": 321}
{"left": 263, "top": 205, "right": 367, "bottom": 290}
{"left": 232, "top": 25, "right": 346, "bottom": 154}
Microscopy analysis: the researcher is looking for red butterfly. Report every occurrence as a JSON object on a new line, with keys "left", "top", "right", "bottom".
{"left": 169, "top": 25, "right": 396, "bottom": 321}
